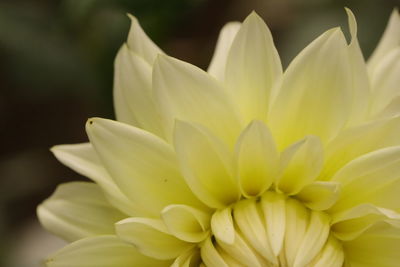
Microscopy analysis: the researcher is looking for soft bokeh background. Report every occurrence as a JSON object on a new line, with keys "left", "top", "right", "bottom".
{"left": 0, "top": 0, "right": 398, "bottom": 266}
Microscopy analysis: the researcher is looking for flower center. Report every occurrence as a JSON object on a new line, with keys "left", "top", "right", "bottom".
{"left": 201, "top": 191, "right": 344, "bottom": 267}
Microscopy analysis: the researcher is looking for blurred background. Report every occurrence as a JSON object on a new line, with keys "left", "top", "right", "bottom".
{"left": 0, "top": 0, "right": 398, "bottom": 266}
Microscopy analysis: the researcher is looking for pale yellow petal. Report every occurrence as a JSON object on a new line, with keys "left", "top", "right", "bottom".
{"left": 86, "top": 118, "right": 204, "bottom": 217}
{"left": 368, "top": 8, "right": 400, "bottom": 73}
{"left": 45, "top": 235, "right": 171, "bottom": 267}
{"left": 269, "top": 28, "right": 352, "bottom": 148}
{"left": 200, "top": 237, "right": 229, "bottom": 267}
{"left": 161, "top": 204, "right": 210, "bottom": 243}
{"left": 296, "top": 181, "right": 341, "bottom": 211}
{"left": 115, "top": 217, "right": 192, "bottom": 260}
{"left": 332, "top": 204, "right": 400, "bottom": 241}
{"left": 211, "top": 207, "right": 235, "bottom": 244}
{"left": 370, "top": 48, "right": 400, "bottom": 115}
{"left": 171, "top": 248, "right": 200, "bottom": 267}
{"left": 374, "top": 96, "right": 400, "bottom": 119}
{"left": 51, "top": 143, "right": 137, "bottom": 216}
{"left": 235, "top": 120, "right": 279, "bottom": 197}
{"left": 216, "top": 231, "right": 268, "bottom": 267}
{"left": 293, "top": 211, "right": 330, "bottom": 267}
{"left": 284, "top": 198, "right": 309, "bottom": 266}
{"left": 321, "top": 115, "right": 400, "bottom": 179}
{"left": 225, "top": 12, "right": 282, "bottom": 123}
{"left": 174, "top": 121, "right": 240, "bottom": 209}
{"left": 343, "top": 222, "right": 400, "bottom": 267}
{"left": 37, "top": 182, "right": 124, "bottom": 242}
{"left": 307, "top": 236, "right": 344, "bottom": 267}
{"left": 345, "top": 8, "right": 370, "bottom": 126}
{"left": 330, "top": 146, "right": 400, "bottom": 213}
{"left": 277, "top": 136, "right": 324, "bottom": 195}
{"left": 113, "top": 44, "right": 164, "bottom": 136}
{"left": 126, "top": 14, "right": 163, "bottom": 64}
{"left": 207, "top": 22, "right": 241, "bottom": 81}
{"left": 153, "top": 54, "right": 243, "bottom": 146}
{"left": 261, "top": 191, "right": 286, "bottom": 256}
{"left": 234, "top": 199, "right": 277, "bottom": 264}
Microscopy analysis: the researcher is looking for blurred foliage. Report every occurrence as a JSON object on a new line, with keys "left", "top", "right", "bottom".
{"left": 0, "top": 0, "right": 398, "bottom": 266}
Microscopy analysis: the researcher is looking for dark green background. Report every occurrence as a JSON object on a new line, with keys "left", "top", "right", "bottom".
{"left": 0, "top": 0, "right": 398, "bottom": 266}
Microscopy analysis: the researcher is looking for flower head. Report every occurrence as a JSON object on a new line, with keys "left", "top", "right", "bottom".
{"left": 38, "top": 8, "right": 400, "bottom": 267}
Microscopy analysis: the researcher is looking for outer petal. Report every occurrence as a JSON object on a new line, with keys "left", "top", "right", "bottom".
{"left": 126, "top": 14, "right": 163, "bottom": 64}
{"left": 332, "top": 204, "right": 400, "bottom": 241}
{"left": 207, "top": 22, "right": 241, "bottom": 81}
{"left": 174, "top": 121, "right": 240, "bottom": 209}
{"left": 200, "top": 237, "right": 229, "bottom": 267}
{"left": 115, "top": 217, "right": 192, "bottom": 260}
{"left": 368, "top": 9, "right": 400, "bottom": 73}
{"left": 345, "top": 8, "right": 370, "bottom": 126}
{"left": 369, "top": 48, "right": 400, "bottom": 115}
{"left": 113, "top": 45, "right": 164, "bottom": 136}
{"left": 321, "top": 115, "right": 400, "bottom": 179}
{"left": 153, "top": 54, "right": 243, "bottom": 146}
{"left": 225, "top": 12, "right": 282, "bottom": 123}
{"left": 330, "top": 146, "right": 400, "bottom": 213}
{"left": 45, "top": 235, "right": 170, "bottom": 267}
{"left": 269, "top": 28, "right": 352, "bottom": 148}
{"left": 343, "top": 222, "right": 400, "bottom": 267}
{"left": 37, "top": 182, "right": 125, "bottom": 242}
{"left": 277, "top": 136, "right": 324, "bottom": 195}
{"left": 235, "top": 121, "right": 279, "bottom": 197}
{"left": 51, "top": 143, "right": 136, "bottom": 216}
{"left": 86, "top": 118, "right": 205, "bottom": 217}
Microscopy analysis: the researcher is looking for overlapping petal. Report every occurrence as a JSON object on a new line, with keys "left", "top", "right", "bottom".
{"left": 37, "top": 182, "right": 125, "bottom": 242}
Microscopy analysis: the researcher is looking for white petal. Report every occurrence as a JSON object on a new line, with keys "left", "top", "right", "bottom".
{"left": 45, "top": 235, "right": 170, "bottom": 267}
{"left": 370, "top": 48, "right": 400, "bottom": 115}
{"left": 174, "top": 121, "right": 240, "bottom": 209}
{"left": 211, "top": 207, "right": 235, "bottom": 244}
{"left": 330, "top": 146, "right": 400, "bottom": 213}
{"left": 37, "top": 182, "right": 124, "bottom": 242}
{"left": 225, "top": 12, "right": 282, "bottom": 123}
{"left": 234, "top": 199, "right": 277, "bottom": 264}
{"left": 321, "top": 115, "right": 400, "bottom": 179}
{"left": 113, "top": 45, "right": 164, "bottom": 136}
{"left": 345, "top": 8, "right": 370, "bottom": 126}
{"left": 235, "top": 121, "right": 279, "bottom": 197}
{"left": 261, "top": 191, "right": 286, "bottom": 256}
{"left": 86, "top": 118, "right": 204, "bottom": 217}
{"left": 293, "top": 211, "right": 330, "bottom": 267}
{"left": 51, "top": 143, "right": 137, "bottom": 216}
{"left": 207, "top": 22, "right": 241, "bottom": 81}
{"left": 332, "top": 204, "right": 400, "bottom": 241}
{"left": 368, "top": 9, "right": 400, "bottom": 73}
{"left": 161, "top": 204, "right": 210, "bottom": 243}
{"left": 115, "top": 217, "right": 192, "bottom": 260}
{"left": 343, "top": 221, "right": 400, "bottom": 267}
{"left": 277, "top": 135, "right": 324, "bottom": 195}
{"left": 153, "top": 54, "right": 243, "bottom": 146}
{"left": 126, "top": 14, "right": 163, "bottom": 64}
{"left": 269, "top": 28, "right": 352, "bottom": 148}
{"left": 296, "top": 181, "right": 341, "bottom": 211}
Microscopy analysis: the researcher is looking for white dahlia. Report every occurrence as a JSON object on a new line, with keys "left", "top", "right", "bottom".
{"left": 38, "top": 8, "right": 400, "bottom": 267}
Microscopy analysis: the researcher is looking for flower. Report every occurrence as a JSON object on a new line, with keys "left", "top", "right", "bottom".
{"left": 38, "top": 8, "right": 400, "bottom": 267}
